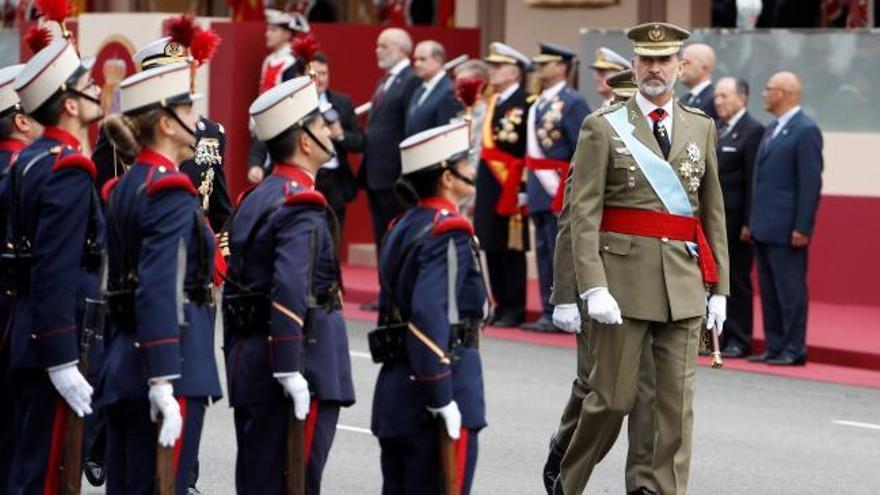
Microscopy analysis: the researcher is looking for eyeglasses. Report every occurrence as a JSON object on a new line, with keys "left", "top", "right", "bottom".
{"left": 763, "top": 86, "right": 787, "bottom": 93}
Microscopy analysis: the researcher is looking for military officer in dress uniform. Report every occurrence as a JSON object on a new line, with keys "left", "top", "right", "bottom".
{"left": 372, "top": 121, "right": 487, "bottom": 495}
{"left": 5, "top": 38, "right": 106, "bottom": 493}
{"left": 96, "top": 62, "right": 222, "bottom": 495}
{"left": 223, "top": 76, "right": 354, "bottom": 494}
{"left": 556, "top": 23, "right": 729, "bottom": 495}
{"left": 0, "top": 62, "right": 41, "bottom": 492}
{"left": 94, "top": 36, "right": 233, "bottom": 233}
{"left": 247, "top": 9, "right": 311, "bottom": 181}
{"left": 521, "top": 43, "right": 590, "bottom": 333}
{"left": 473, "top": 42, "right": 531, "bottom": 328}
{"left": 544, "top": 68, "right": 656, "bottom": 495}
{"left": 590, "top": 47, "right": 632, "bottom": 109}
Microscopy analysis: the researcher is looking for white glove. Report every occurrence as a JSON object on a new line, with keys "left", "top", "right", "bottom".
{"left": 277, "top": 372, "right": 311, "bottom": 420}
{"left": 47, "top": 363, "right": 93, "bottom": 417}
{"left": 517, "top": 192, "right": 528, "bottom": 208}
{"left": 706, "top": 295, "right": 727, "bottom": 336}
{"left": 427, "top": 401, "right": 462, "bottom": 440}
{"left": 582, "top": 288, "right": 623, "bottom": 325}
{"left": 149, "top": 383, "right": 183, "bottom": 448}
{"left": 552, "top": 304, "right": 581, "bottom": 333}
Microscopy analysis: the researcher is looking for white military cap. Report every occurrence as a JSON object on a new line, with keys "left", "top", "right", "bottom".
{"left": 485, "top": 42, "right": 529, "bottom": 68}
{"left": 249, "top": 75, "right": 319, "bottom": 141}
{"left": 0, "top": 64, "right": 25, "bottom": 117}
{"left": 289, "top": 12, "right": 311, "bottom": 33}
{"left": 590, "top": 47, "right": 631, "bottom": 72}
{"left": 399, "top": 121, "right": 470, "bottom": 176}
{"left": 265, "top": 8, "right": 292, "bottom": 27}
{"left": 14, "top": 39, "right": 95, "bottom": 114}
{"left": 133, "top": 37, "right": 189, "bottom": 70}
{"left": 119, "top": 62, "right": 202, "bottom": 115}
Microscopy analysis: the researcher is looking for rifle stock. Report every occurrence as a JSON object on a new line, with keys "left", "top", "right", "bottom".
{"left": 439, "top": 422, "right": 459, "bottom": 495}
{"left": 285, "top": 408, "right": 306, "bottom": 495}
{"left": 58, "top": 361, "right": 86, "bottom": 495}
{"left": 155, "top": 418, "right": 175, "bottom": 495}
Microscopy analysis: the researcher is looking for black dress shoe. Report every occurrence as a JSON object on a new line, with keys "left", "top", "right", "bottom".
{"left": 521, "top": 316, "right": 561, "bottom": 333}
{"left": 746, "top": 351, "right": 778, "bottom": 363}
{"left": 628, "top": 488, "right": 658, "bottom": 495}
{"left": 359, "top": 301, "right": 379, "bottom": 312}
{"left": 721, "top": 344, "right": 748, "bottom": 358}
{"left": 84, "top": 458, "right": 106, "bottom": 487}
{"left": 542, "top": 435, "right": 564, "bottom": 494}
{"left": 490, "top": 315, "right": 523, "bottom": 328}
{"left": 766, "top": 354, "right": 807, "bottom": 366}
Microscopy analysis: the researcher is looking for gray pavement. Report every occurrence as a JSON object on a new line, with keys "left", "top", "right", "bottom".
{"left": 87, "top": 318, "right": 880, "bottom": 494}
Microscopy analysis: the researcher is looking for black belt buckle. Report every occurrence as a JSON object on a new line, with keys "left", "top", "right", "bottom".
{"left": 106, "top": 289, "right": 136, "bottom": 329}
{"left": 367, "top": 323, "right": 407, "bottom": 364}
{"left": 222, "top": 293, "right": 270, "bottom": 336}
{"left": 186, "top": 285, "right": 215, "bottom": 307}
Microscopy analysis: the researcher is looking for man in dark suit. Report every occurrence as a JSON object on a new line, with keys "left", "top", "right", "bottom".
{"left": 679, "top": 43, "right": 718, "bottom": 120}
{"left": 404, "top": 40, "right": 461, "bottom": 137}
{"left": 361, "top": 27, "right": 421, "bottom": 253}
{"left": 312, "top": 52, "right": 364, "bottom": 230}
{"left": 713, "top": 77, "right": 765, "bottom": 358}
{"left": 747, "top": 71, "right": 823, "bottom": 366}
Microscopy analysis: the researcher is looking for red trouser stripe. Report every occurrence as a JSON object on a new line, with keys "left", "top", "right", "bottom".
{"left": 172, "top": 397, "right": 188, "bottom": 477}
{"left": 43, "top": 399, "right": 67, "bottom": 495}
{"left": 303, "top": 400, "right": 320, "bottom": 465}
{"left": 454, "top": 428, "right": 469, "bottom": 495}
{"left": 600, "top": 207, "right": 719, "bottom": 284}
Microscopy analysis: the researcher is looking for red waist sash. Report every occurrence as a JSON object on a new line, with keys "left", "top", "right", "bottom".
{"left": 525, "top": 157, "right": 569, "bottom": 213}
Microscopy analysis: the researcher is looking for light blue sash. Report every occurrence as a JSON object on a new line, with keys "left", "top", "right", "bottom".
{"left": 604, "top": 106, "right": 693, "bottom": 216}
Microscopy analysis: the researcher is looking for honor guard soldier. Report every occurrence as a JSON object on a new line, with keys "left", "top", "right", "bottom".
{"left": 97, "top": 62, "right": 222, "bottom": 495}
{"left": 473, "top": 42, "right": 531, "bottom": 328}
{"left": 556, "top": 23, "right": 729, "bottom": 495}
{"left": 521, "top": 42, "right": 590, "bottom": 333}
{"left": 224, "top": 75, "right": 354, "bottom": 494}
{"left": 590, "top": 47, "right": 632, "bottom": 109}
{"left": 0, "top": 62, "right": 40, "bottom": 492}
{"left": 544, "top": 67, "right": 657, "bottom": 495}
{"left": 247, "top": 9, "right": 312, "bottom": 181}
{"left": 94, "top": 35, "right": 233, "bottom": 233}
{"left": 371, "top": 121, "right": 487, "bottom": 495}
{"left": 5, "top": 38, "right": 106, "bottom": 493}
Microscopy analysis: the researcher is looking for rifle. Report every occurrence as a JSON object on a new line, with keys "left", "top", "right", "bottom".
{"left": 59, "top": 253, "right": 107, "bottom": 494}
{"left": 155, "top": 418, "right": 175, "bottom": 495}
{"left": 284, "top": 229, "right": 318, "bottom": 495}
{"left": 438, "top": 423, "right": 459, "bottom": 495}
{"left": 285, "top": 408, "right": 306, "bottom": 495}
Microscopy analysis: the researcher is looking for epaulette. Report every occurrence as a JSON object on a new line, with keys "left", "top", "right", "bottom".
{"left": 283, "top": 188, "right": 328, "bottom": 209}
{"left": 432, "top": 213, "right": 474, "bottom": 237}
{"left": 526, "top": 94, "right": 539, "bottom": 104}
{"left": 101, "top": 176, "right": 120, "bottom": 202}
{"left": 52, "top": 153, "right": 97, "bottom": 181}
{"left": 596, "top": 102, "right": 624, "bottom": 116}
{"left": 677, "top": 102, "right": 710, "bottom": 119}
{"left": 147, "top": 169, "right": 197, "bottom": 196}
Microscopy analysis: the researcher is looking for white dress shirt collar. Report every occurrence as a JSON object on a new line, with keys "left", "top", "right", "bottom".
{"left": 774, "top": 105, "right": 801, "bottom": 136}
{"left": 635, "top": 91, "right": 675, "bottom": 141}
{"left": 689, "top": 79, "right": 712, "bottom": 98}
{"left": 539, "top": 80, "right": 567, "bottom": 102}
{"left": 497, "top": 83, "right": 520, "bottom": 105}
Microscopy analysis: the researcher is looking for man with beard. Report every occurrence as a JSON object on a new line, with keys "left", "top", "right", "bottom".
{"left": 555, "top": 23, "right": 728, "bottom": 495}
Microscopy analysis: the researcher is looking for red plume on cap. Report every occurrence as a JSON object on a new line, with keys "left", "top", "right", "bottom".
{"left": 35, "top": 0, "right": 72, "bottom": 25}
{"left": 190, "top": 29, "right": 221, "bottom": 64}
{"left": 292, "top": 33, "right": 320, "bottom": 64}
{"left": 455, "top": 77, "right": 485, "bottom": 108}
{"left": 24, "top": 25, "right": 53, "bottom": 53}
{"left": 164, "top": 13, "right": 198, "bottom": 49}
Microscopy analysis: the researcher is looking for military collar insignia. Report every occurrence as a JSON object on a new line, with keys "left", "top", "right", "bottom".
{"left": 43, "top": 126, "right": 82, "bottom": 151}
{"left": 273, "top": 162, "right": 315, "bottom": 188}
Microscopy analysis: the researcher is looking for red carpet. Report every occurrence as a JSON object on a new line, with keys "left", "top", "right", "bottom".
{"left": 341, "top": 264, "right": 880, "bottom": 389}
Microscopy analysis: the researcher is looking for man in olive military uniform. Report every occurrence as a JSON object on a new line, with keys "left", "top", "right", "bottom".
{"left": 544, "top": 69, "right": 656, "bottom": 495}
{"left": 557, "top": 23, "right": 729, "bottom": 495}
{"left": 474, "top": 42, "right": 532, "bottom": 328}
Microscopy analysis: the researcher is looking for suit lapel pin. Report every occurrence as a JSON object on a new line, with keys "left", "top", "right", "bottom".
{"left": 732, "top": 132, "right": 738, "bottom": 140}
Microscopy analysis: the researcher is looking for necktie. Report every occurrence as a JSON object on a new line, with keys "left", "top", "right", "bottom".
{"left": 411, "top": 85, "right": 427, "bottom": 110}
{"left": 763, "top": 120, "right": 779, "bottom": 146}
{"left": 718, "top": 122, "right": 730, "bottom": 139}
{"left": 649, "top": 108, "right": 671, "bottom": 159}
{"left": 372, "top": 74, "right": 390, "bottom": 107}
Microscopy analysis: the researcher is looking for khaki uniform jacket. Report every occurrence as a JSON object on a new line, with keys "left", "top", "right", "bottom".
{"left": 570, "top": 97, "right": 730, "bottom": 322}
{"left": 550, "top": 175, "right": 579, "bottom": 306}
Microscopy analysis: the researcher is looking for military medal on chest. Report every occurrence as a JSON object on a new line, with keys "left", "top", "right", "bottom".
{"left": 194, "top": 137, "right": 221, "bottom": 209}
{"left": 678, "top": 142, "right": 705, "bottom": 192}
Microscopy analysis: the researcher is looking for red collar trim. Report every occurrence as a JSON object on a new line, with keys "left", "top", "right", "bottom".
{"left": 136, "top": 148, "right": 178, "bottom": 170}
{"left": 0, "top": 139, "right": 28, "bottom": 153}
{"left": 418, "top": 196, "right": 459, "bottom": 214}
{"left": 273, "top": 163, "right": 315, "bottom": 188}
{"left": 43, "top": 127, "right": 81, "bottom": 150}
